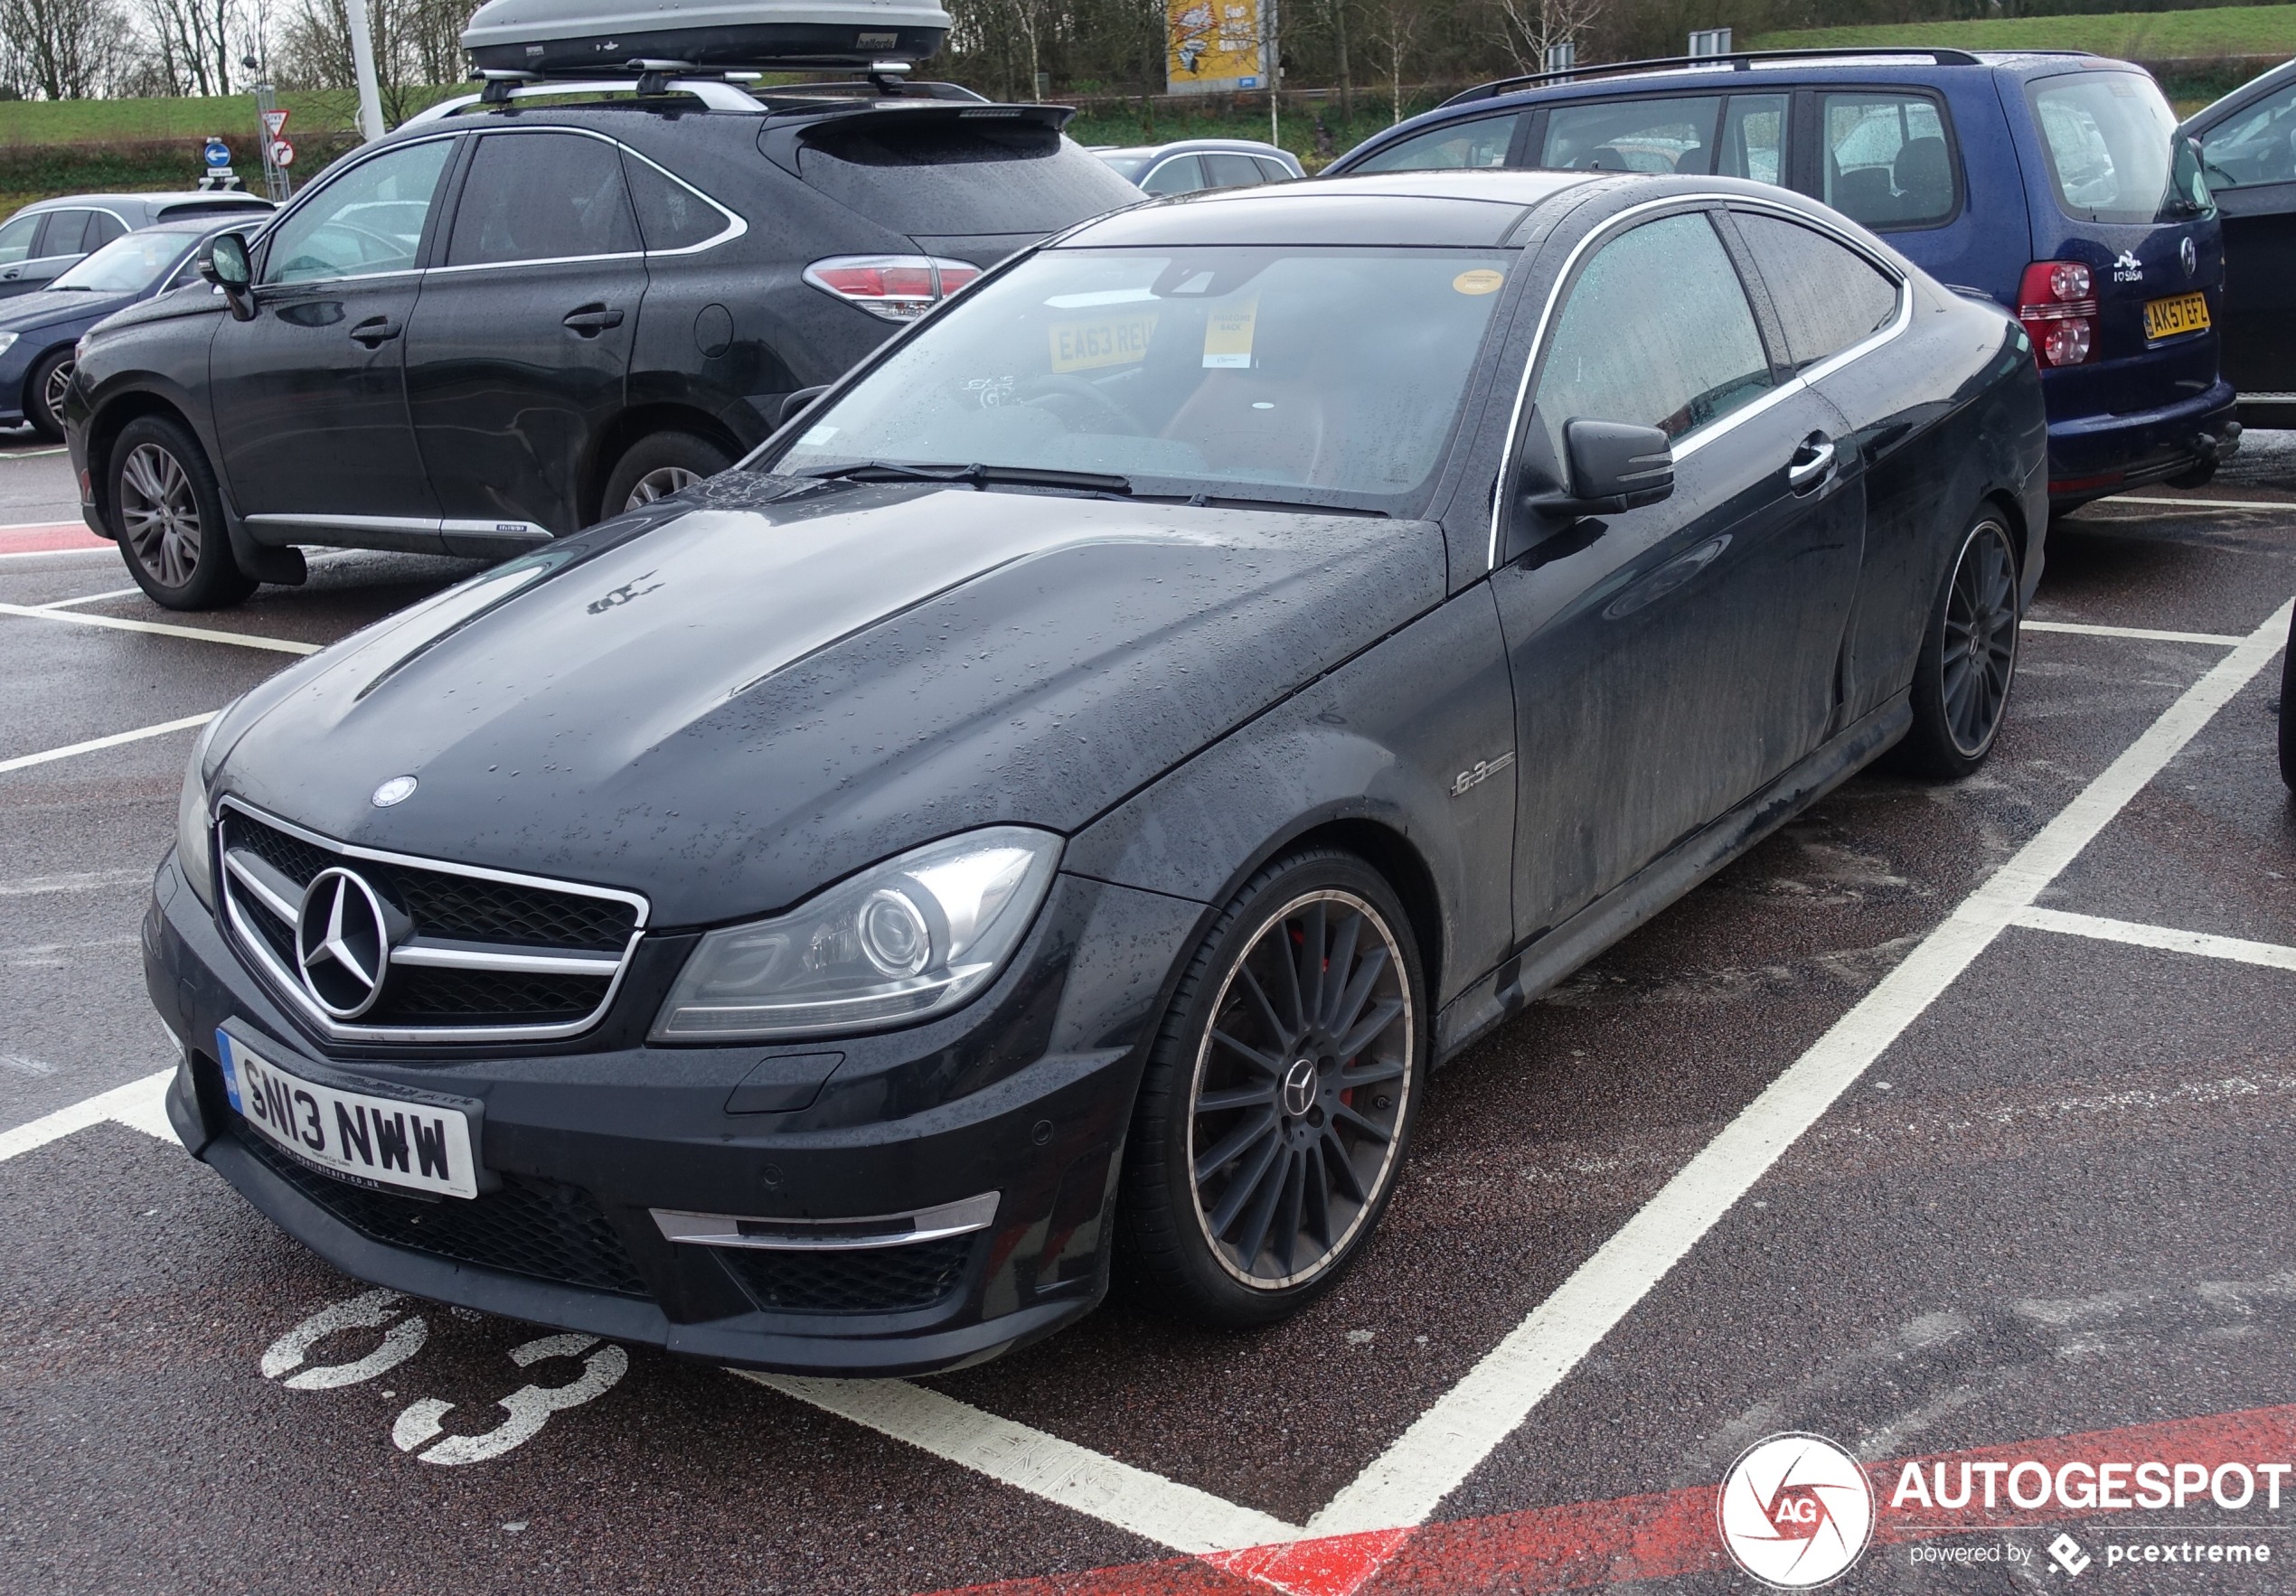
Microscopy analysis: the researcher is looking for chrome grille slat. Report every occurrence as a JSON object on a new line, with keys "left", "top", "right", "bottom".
{"left": 214, "top": 798, "right": 649, "bottom": 1045}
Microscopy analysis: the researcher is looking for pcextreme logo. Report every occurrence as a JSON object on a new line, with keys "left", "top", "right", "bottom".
{"left": 1717, "top": 1432, "right": 1877, "bottom": 1588}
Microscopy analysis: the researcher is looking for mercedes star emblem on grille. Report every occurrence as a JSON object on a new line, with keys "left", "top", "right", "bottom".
{"left": 295, "top": 867, "right": 394, "bottom": 1019}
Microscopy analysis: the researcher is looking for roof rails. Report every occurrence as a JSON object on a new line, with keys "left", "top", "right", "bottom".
{"left": 403, "top": 61, "right": 990, "bottom": 127}
{"left": 1441, "top": 45, "right": 1989, "bottom": 107}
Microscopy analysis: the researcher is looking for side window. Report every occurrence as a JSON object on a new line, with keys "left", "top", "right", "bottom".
{"left": 1719, "top": 96, "right": 1788, "bottom": 185}
{"left": 2200, "top": 81, "right": 2296, "bottom": 189}
{"left": 1540, "top": 96, "right": 1720, "bottom": 175}
{"left": 1536, "top": 211, "right": 1774, "bottom": 445}
{"left": 1204, "top": 152, "right": 1267, "bottom": 188}
{"left": 1252, "top": 155, "right": 1295, "bottom": 183}
{"left": 623, "top": 155, "right": 725, "bottom": 250}
{"left": 87, "top": 211, "right": 129, "bottom": 249}
{"left": 1141, "top": 155, "right": 1204, "bottom": 195}
{"left": 1821, "top": 92, "right": 1957, "bottom": 229}
{"left": 38, "top": 211, "right": 93, "bottom": 257}
{"left": 264, "top": 138, "right": 455, "bottom": 284}
{"left": 447, "top": 133, "right": 640, "bottom": 267}
{"left": 0, "top": 213, "right": 41, "bottom": 264}
{"left": 1732, "top": 212, "right": 1901, "bottom": 371}
{"left": 1352, "top": 113, "right": 1520, "bottom": 173}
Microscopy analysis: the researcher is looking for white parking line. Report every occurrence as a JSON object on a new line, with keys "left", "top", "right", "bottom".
{"left": 2024, "top": 619, "right": 2246, "bottom": 646}
{"left": 2011, "top": 906, "right": 2296, "bottom": 972}
{"left": 0, "top": 546, "right": 113, "bottom": 564}
{"left": 0, "top": 601, "right": 317, "bottom": 654}
{"left": 34, "top": 587, "right": 144, "bottom": 610}
{"left": 1307, "top": 596, "right": 2295, "bottom": 1538}
{"left": 0, "top": 710, "right": 216, "bottom": 775}
{"left": 739, "top": 1372, "right": 1306, "bottom": 1553}
{"left": 0, "top": 1068, "right": 175, "bottom": 1162}
{"left": 2105, "top": 495, "right": 2296, "bottom": 512}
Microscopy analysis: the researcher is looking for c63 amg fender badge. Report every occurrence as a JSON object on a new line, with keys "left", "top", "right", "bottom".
{"left": 1451, "top": 751, "right": 1515, "bottom": 796}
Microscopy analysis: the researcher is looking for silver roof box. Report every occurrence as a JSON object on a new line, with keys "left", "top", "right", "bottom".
{"left": 461, "top": 0, "right": 951, "bottom": 74}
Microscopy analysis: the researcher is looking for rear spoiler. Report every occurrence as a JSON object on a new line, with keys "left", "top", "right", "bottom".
{"left": 759, "top": 100, "right": 1076, "bottom": 175}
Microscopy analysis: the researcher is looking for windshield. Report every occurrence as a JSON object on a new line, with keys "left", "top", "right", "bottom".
{"left": 2028, "top": 73, "right": 2211, "bottom": 224}
{"left": 51, "top": 229, "right": 195, "bottom": 293}
{"left": 771, "top": 245, "right": 1512, "bottom": 510}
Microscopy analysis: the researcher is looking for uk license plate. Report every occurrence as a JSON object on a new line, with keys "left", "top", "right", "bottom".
{"left": 2142, "top": 291, "right": 2210, "bottom": 342}
{"left": 215, "top": 1028, "right": 477, "bottom": 1199}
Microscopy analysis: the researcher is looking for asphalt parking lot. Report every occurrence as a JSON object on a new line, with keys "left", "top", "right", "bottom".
{"left": 3, "top": 425, "right": 2292, "bottom": 1595}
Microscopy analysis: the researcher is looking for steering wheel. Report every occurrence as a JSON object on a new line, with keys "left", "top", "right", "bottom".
{"left": 1017, "top": 373, "right": 1136, "bottom": 432}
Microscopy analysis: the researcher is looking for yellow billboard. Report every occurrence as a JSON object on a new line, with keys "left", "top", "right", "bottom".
{"left": 1168, "top": 0, "right": 1266, "bottom": 95}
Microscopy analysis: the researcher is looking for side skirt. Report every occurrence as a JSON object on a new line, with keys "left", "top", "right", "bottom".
{"left": 1433, "top": 691, "right": 1912, "bottom": 1063}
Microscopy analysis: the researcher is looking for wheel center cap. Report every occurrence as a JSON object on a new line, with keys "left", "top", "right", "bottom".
{"left": 1281, "top": 1057, "right": 1318, "bottom": 1116}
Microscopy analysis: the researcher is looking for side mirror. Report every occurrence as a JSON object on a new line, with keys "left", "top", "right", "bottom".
{"left": 778, "top": 385, "right": 830, "bottom": 427}
{"left": 198, "top": 232, "right": 256, "bottom": 321}
{"left": 1532, "top": 418, "right": 1674, "bottom": 516}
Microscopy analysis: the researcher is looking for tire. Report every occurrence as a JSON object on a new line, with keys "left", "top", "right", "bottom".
{"left": 600, "top": 431, "right": 730, "bottom": 520}
{"left": 1116, "top": 849, "right": 1428, "bottom": 1327}
{"left": 2279, "top": 606, "right": 2294, "bottom": 793}
{"left": 1892, "top": 512, "right": 2020, "bottom": 781}
{"left": 108, "top": 414, "right": 254, "bottom": 610}
{"left": 26, "top": 346, "right": 72, "bottom": 441}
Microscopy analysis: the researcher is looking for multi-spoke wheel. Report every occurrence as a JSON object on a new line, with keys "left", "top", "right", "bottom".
{"left": 1120, "top": 850, "right": 1426, "bottom": 1324}
{"left": 1896, "top": 513, "right": 2019, "bottom": 779}
{"left": 601, "top": 431, "right": 731, "bottom": 521}
{"left": 626, "top": 465, "right": 702, "bottom": 507}
{"left": 28, "top": 348, "right": 73, "bottom": 440}
{"left": 108, "top": 414, "right": 252, "bottom": 610}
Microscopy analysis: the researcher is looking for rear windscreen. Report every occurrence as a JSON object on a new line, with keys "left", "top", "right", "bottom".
{"left": 2028, "top": 73, "right": 2211, "bottom": 225}
{"left": 798, "top": 118, "right": 1143, "bottom": 235}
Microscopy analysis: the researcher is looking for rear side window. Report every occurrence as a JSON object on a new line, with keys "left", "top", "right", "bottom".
{"left": 1540, "top": 97, "right": 1720, "bottom": 175}
{"left": 1733, "top": 211, "right": 1900, "bottom": 371}
{"left": 1352, "top": 113, "right": 1519, "bottom": 172}
{"left": 2198, "top": 80, "right": 2296, "bottom": 189}
{"left": 39, "top": 210, "right": 93, "bottom": 256}
{"left": 1253, "top": 155, "right": 1295, "bottom": 183}
{"left": 1719, "top": 96, "right": 1788, "bottom": 184}
{"left": 798, "top": 119, "right": 1143, "bottom": 235}
{"left": 1204, "top": 152, "right": 1267, "bottom": 188}
{"left": 2028, "top": 73, "right": 2211, "bottom": 224}
{"left": 448, "top": 133, "right": 639, "bottom": 265}
{"left": 87, "top": 211, "right": 128, "bottom": 249}
{"left": 1821, "top": 92, "right": 1956, "bottom": 229}
{"left": 1538, "top": 211, "right": 1773, "bottom": 443}
{"left": 623, "top": 155, "right": 724, "bottom": 250}
{"left": 1142, "top": 155, "right": 1203, "bottom": 194}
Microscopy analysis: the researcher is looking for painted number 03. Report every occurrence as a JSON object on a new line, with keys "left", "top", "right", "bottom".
{"left": 260, "top": 1288, "right": 627, "bottom": 1466}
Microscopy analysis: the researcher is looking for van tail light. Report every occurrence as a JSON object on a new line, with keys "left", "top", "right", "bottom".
{"left": 804, "top": 255, "right": 983, "bottom": 322}
{"left": 2017, "top": 260, "right": 2098, "bottom": 368}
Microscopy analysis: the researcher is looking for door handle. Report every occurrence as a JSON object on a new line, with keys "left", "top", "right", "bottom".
{"left": 562, "top": 305, "right": 625, "bottom": 334}
{"left": 349, "top": 316, "right": 401, "bottom": 347}
{"left": 1786, "top": 433, "right": 1837, "bottom": 492}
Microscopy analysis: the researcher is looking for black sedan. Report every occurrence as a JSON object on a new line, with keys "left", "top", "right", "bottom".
{"left": 2182, "top": 60, "right": 2296, "bottom": 428}
{"left": 0, "top": 219, "right": 237, "bottom": 439}
{"left": 146, "top": 170, "right": 2047, "bottom": 1375}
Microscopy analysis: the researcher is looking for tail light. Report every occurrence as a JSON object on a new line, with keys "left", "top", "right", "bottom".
{"left": 2017, "top": 260, "right": 2098, "bottom": 368}
{"left": 804, "top": 255, "right": 983, "bottom": 322}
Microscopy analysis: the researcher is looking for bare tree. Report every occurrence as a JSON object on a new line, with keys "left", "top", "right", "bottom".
{"left": 0, "top": 0, "right": 129, "bottom": 98}
{"left": 139, "top": 0, "right": 244, "bottom": 94}
{"left": 1491, "top": 0, "right": 1602, "bottom": 76}
{"left": 1366, "top": 0, "right": 1415, "bottom": 125}
{"left": 274, "top": 0, "right": 469, "bottom": 125}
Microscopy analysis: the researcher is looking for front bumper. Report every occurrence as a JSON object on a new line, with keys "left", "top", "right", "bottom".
{"left": 145, "top": 850, "right": 1207, "bottom": 1375}
{"left": 2047, "top": 377, "right": 2240, "bottom": 505}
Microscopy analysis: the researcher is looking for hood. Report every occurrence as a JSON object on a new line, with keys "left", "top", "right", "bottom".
{"left": 85, "top": 282, "right": 221, "bottom": 340}
{"left": 0, "top": 287, "right": 130, "bottom": 335}
{"left": 216, "top": 478, "right": 1446, "bottom": 925}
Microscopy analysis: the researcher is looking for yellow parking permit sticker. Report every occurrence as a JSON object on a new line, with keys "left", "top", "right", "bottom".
{"left": 1202, "top": 297, "right": 1259, "bottom": 368}
{"left": 1454, "top": 268, "right": 1505, "bottom": 296}
{"left": 1049, "top": 311, "right": 1159, "bottom": 373}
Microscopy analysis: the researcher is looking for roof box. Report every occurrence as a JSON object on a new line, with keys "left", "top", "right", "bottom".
{"left": 461, "top": 0, "right": 951, "bottom": 74}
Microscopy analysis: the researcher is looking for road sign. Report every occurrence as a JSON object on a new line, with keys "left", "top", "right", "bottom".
{"left": 262, "top": 108, "right": 289, "bottom": 138}
{"left": 270, "top": 139, "right": 296, "bottom": 168}
{"left": 203, "top": 138, "right": 231, "bottom": 168}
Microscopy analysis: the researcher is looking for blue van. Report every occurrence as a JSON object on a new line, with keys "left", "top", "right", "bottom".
{"left": 1328, "top": 48, "right": 2234, "bottom": 509}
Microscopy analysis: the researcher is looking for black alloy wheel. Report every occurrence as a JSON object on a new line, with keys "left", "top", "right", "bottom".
{"left": 27, "top": 348, "right": 73, "bottom": 440}
{"left": 602, "top": 431, "right": 731, "bottom": 520}
{"left": 109, "top": 414, "right": 253, "bottom": 610}
{"left": 1895, "top": 512, "right": 2019, "bottom": 780}
{"left": 1119, "top": 850, "right": 1426, "bottom": 1325}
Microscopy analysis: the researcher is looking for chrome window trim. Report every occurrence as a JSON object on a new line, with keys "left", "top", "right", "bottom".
{"left": 424, "top": 124, "right": 747, "bottom": 271}
{"left": 1484, "top": 192, "right": 1911, "bottom": 574}
{"left": 214, "top": 794, "right": 650, "bottom": 1046}
{"left": 256, "top": 132, "right": 462, "bottom": 290}
{"left": 652, "top": 1192, "right": 1000, "bottom": 1252}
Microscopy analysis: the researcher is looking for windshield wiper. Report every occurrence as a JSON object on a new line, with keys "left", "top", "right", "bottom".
{"left": 801, "top": 461, "right": 1134, "bottom": 497}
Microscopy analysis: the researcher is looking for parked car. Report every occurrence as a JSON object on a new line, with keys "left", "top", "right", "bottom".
{"left": 64, "top": 73, "right": 1141, "bottom": 609}
{"left": 0, "top": 219, "right": 245, "bottom": 440}
{"left": 148, "top": 168, "right": 2045, "bottom": 1374}
{"left": 1092, "top": 137, "right": 1303, "bottom": 195}
{"left": 0, "top": 192, "right": 272, "bottom": 302}
{"left": 2179, "top": 57, "right": 2296, "bottom": 431}
{"left": 1329, "top": 47, "right": 2235, "bottom": 512}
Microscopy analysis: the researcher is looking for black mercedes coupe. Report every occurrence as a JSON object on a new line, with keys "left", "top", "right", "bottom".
{"left": 146, "top": 170, "right": 2047, "bottom": 1375}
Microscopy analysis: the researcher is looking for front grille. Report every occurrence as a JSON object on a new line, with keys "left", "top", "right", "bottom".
{"left": 715, "top": 1237, "right": 974, "bottom": 1315}
{"left": 237, "top": 1125, "right": 651, "bottom": 1298}
{"left": 215, "top": 801, "right": 645, "bottom": 1041}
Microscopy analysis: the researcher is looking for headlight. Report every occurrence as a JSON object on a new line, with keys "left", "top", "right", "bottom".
{"left": 0, "top": 332, "right": 17, "bottom": 358}
{"left": 176, "top": 715, "right": 223, "bottom": 910}
{"left": 653, "top": 827, "right": 1061, "bottom": 1041}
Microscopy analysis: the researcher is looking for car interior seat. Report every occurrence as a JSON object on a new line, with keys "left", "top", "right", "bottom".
{"left": 1162, "top": 304, "right": 1329, "bottom": 483}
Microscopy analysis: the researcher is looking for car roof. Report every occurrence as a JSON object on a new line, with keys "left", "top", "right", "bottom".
{"left": 8, "top": 192, "right": 274, "bottom": 223}
{"left": 1060, "top": 170, "right": 1601, "bottom": 248}
{"left": 1099, "top": 139, "right": 1294, "bottom": 158}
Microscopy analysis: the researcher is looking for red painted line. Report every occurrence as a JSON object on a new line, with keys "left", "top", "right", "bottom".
{"left": 910, "top": 1403, "right": 2296, "bottom": 1596}
{"left": 0, "top": 521, "right": 109, "bottom": 554}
